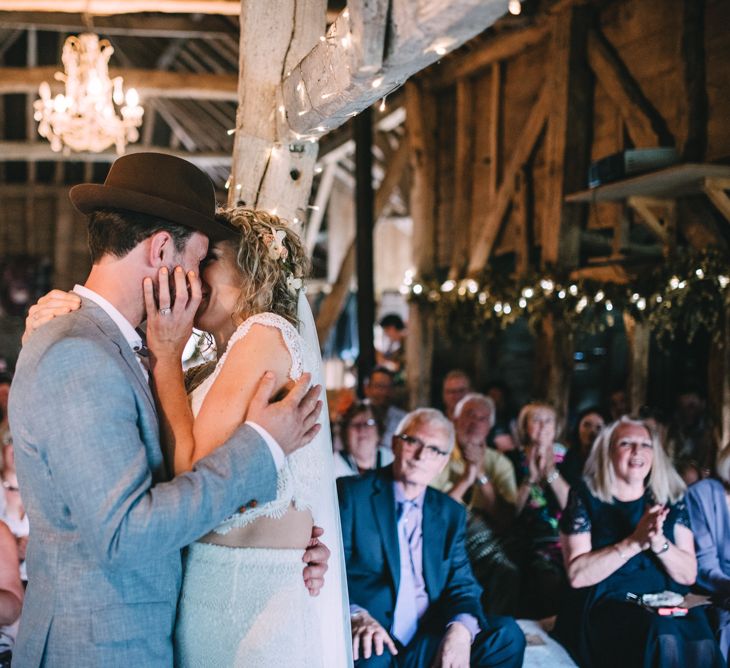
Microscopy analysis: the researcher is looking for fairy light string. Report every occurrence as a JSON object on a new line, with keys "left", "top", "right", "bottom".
{"left": 401, "top": 249, "right": 730, "bottom": 345}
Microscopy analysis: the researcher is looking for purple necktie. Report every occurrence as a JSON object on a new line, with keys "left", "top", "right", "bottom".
{"left": 392, "top": 500, "right": 422, "bottom": 645}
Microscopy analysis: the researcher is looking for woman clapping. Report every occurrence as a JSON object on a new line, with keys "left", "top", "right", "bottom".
{"left": 555, "top": 416, "right": 723, "bottom": 667}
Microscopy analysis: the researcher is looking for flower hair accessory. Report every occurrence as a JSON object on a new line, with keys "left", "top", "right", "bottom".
{"left": 261, "top": 226, "right": 289, "bottom": 261}
{"left": 260, "top": 224, "right": 303, "bottom": 295}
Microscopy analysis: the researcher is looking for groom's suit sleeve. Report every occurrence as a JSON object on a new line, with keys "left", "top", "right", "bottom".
{"left": 16, "top": 334, "right": 278, "bottom": 568}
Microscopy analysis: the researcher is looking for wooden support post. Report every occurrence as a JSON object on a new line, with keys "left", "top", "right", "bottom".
{"left": 623, "top": 312, "right": 650, "bottom": 413}
{"left": 467, "top": 85, "right": 548, "bottom": 275}
{"left": 489, "top": 62, "right": 501, "bottom": 201}
{"left": 541, "top": 5, "right": 592, "bottom": 269}
{"left": 405, "top": 80, "right": 438, "bottom": 409}
{"left": 611, "top": 206, "right": 630, "bottom": 258}
{"left": 681, "top": 0, "right": 707, "bottom": 162}
{"left": 229, "top": 1, "right": 324, "bottom": 224}
{"left": 707, "top": 303, "right": 730, "bottom": 455}
{"left": 513, "top": 167, "right": 532, "bottom": 276}
{"left": 535, "top": 314, "right": 574, "bottom": 425}
{"left": 54, "top": 191, "right": 75, "bottom": 289}
{"left": 315, "top": 134, "right": 410, "bottom": 343}
{"left": 537, "top": 6, "right": 593, "bottom": 419}
{"left": 305, "top": 162, "right": 336, "bottom": 255}
{"left": 448, "top": 78, "right": 474, "bottom": 278}
{"left": 355, "top": 107, "right": 376, "bottom": 395}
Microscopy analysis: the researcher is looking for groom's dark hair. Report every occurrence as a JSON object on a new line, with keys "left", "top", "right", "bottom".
{"left": 87, "top": 208, "right": 194, "bottom": 263}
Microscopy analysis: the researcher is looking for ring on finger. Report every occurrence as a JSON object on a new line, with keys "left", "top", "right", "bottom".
{"left": 159, "top": 307, "right": 172, "bottom": 316}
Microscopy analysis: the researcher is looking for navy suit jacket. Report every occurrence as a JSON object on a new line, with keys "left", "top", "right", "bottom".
{"left": 337, "top": 466, "right": 485, "bottom": 635}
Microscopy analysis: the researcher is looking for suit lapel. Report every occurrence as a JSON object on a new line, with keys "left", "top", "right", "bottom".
{"left": 422, "top": 488, "right": 446, "bottom": 601}
{"left": 79, "top": 299, "right": 157, "bottom": 417}
{"left": 371, "top": 469, "right": 400, "bottom": 591}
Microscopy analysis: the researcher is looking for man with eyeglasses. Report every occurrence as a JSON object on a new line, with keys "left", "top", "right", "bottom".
{"left": 337, "top": 408, "right": 525, "bottom": 667}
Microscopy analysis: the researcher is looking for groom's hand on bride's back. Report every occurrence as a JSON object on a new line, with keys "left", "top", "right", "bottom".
{"left": 248, "top": 371, "right": 322, "bottom": 456}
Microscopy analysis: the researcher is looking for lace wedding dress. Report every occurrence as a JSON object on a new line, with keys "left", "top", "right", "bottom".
{"left": 174, "top": 311, "right": 351, "bottom": 667}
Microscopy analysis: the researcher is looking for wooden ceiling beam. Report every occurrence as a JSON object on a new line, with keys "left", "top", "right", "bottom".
{"left": 0, "top": 66, "right": 237, "bottom": 100}
{"left": 0, "top": 12, "right": 236, "bottom": 38}
{"left": 0, "top": 141, "right": 232, "bottom": 164}
{"left": 0, "top": 1, "right": 240, "bottom": 16}
{"left": 283, "top": 0, "right": 508, "bottom": 135}
{"left": 426, "top": 22, "right": 550, "bottom": 90}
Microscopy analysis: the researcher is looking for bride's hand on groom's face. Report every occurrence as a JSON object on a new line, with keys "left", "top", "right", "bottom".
{"left": 247, "top": 371, "right": 323, "bottom": 457}
{"left": 143, "top": 266, "right": 202, "bottom": 363}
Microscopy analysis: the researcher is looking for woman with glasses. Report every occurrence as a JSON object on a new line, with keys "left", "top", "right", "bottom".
{"left": 334, "top": 401, "right": 394, "bottom": 478}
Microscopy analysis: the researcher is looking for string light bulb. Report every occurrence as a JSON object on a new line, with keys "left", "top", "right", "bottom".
{"left": 508, "top": 0, "right": 522, "bottom": 15}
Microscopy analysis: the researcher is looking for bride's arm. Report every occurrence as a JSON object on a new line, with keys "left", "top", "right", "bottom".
{"left": 145, "top": 269, "right": 294, "bottom": 474}
{"left": 187, "top": 324, "right": 292, "bottom": 469}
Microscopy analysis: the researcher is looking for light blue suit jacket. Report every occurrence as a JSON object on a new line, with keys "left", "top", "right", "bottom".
{"left": 8, "top": 298, "right": 278, "bottom": 667}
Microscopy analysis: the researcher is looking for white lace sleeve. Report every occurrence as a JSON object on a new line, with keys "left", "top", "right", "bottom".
{"left": 200, "top": 312, "right": 321, "bottom": 534}
{"left": 217, "top": 312, "right": 304, "bottom": 382}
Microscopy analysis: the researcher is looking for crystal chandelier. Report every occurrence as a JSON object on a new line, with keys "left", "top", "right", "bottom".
{"left": 33, "top": 33, "right": 144, "bottom": 154}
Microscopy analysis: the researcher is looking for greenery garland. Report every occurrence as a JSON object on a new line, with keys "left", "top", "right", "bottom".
{"left": 403, "top": 249, "right": 730, "bottom": 345}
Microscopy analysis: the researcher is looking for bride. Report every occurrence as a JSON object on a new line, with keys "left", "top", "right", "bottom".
{"left": 27, "top": 208, "right": 352, "bottom": 667}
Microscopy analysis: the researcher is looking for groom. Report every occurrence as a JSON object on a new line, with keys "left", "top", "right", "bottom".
{"left": 9, "top": 153, "right": 326, "bottom": 666}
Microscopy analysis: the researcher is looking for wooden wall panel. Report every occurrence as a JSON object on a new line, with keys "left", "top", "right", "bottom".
{"left": 435, "top": 89, "right": 456, "bottom": 270}
{"left": 1, "top": 198, "right": 26, "bottom": 255}
{"left": 705, "top": 0, "right": 730, "bottom": 161}
{"left": 468, "top": 67, "right": 497, "bottom": 254}
{"left": 601, "top": 0, "right": 684, "bottom": 149}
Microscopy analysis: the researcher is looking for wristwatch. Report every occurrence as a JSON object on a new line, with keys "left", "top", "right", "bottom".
{"left": 476, "top": 474, "right": 490, "bottom": 486}
{"left": 652, "top": 540, "right": 670, "bottom": 555}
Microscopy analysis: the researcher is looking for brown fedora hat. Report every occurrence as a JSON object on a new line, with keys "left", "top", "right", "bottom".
{"left": 69, "top": 152, "right": 236, "bottom": 241}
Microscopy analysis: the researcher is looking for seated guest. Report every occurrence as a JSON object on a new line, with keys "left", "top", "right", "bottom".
{"left": 667, "top": 386, "right": 715, "bottom": 479}
{"left": 687, "top": 446, "right": 730, "bottom": 665}
{"left": 432, "top": 393, "right": 518, "bottom": 615}
{"left": 376, "top": 313, "right": 407, "bottom": 376}
{"left": 436, "top": 394, "right": 516, "bottom": 520}
{"left": 334, "top": 400, "right": 394, "bottom": 478}
{"left": 0, "top": 520, "right": 23, "bottom": 667}
{"left": 365, "top": 366, "right": 407, "bottom": 451}
{"left": 0, "top": 445, "right": 27, "bottom": 582}
{"left": 508, "top": 402, "right": 569, "bottom": 617}
{"left": 441, "top": 370, "right": 472, "bottom": 421}
{"left": 338, "top": 408, "right": 525, "bottom": 667}
{"left": 560, "top": 407, "right": 605, "bottom": 488}
{"left": 484, "top": 381, "right": 517, "bottom": 453}
{"left": 607, "top": 387, "right": 629, "bottom": 422}
{"left": 556, "top": 416, "right": 723, "bottom": 668}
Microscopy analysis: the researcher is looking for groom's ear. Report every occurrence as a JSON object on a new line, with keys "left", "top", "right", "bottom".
{"left": 147, "top": 231, "right": 173, "bottom": 268}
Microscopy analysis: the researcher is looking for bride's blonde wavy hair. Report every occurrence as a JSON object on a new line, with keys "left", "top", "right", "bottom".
{"left": 214, "top": 207, "right": 309, "bottom": 328}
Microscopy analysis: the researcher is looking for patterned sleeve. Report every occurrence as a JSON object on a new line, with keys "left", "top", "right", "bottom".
{"left": 559, "top": 485, "right": 592, "bottom": 534}
{"left": 669, "top": 495, "right": 691, "bottom": 529}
